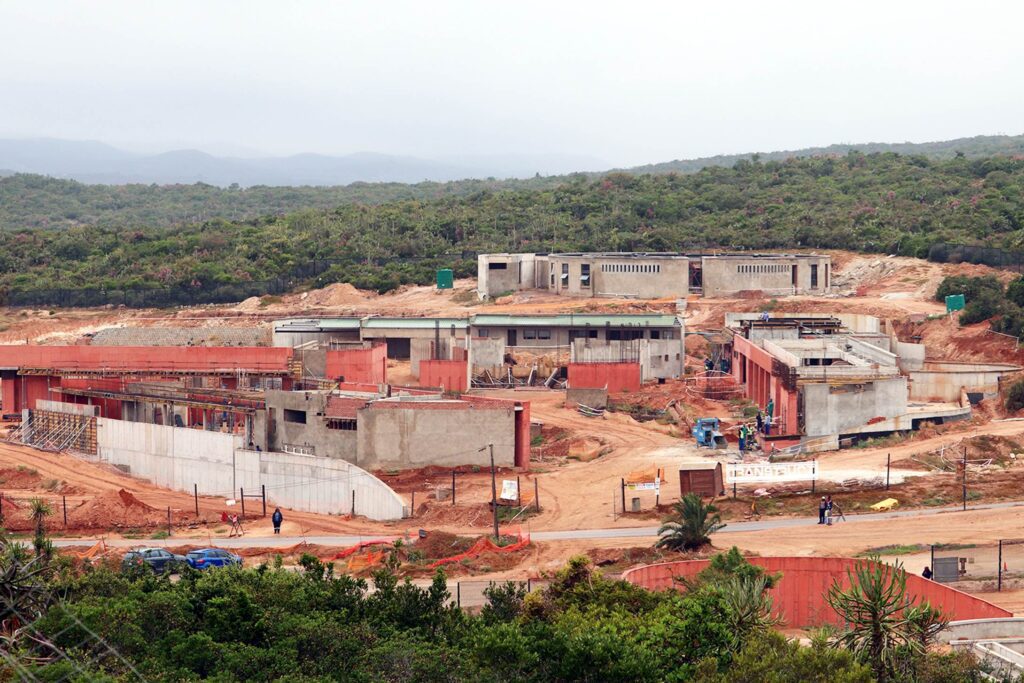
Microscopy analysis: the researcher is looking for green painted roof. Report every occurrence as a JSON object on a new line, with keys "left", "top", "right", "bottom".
{"left": 469, "top": 314, "right": 680, "bottom": 327}
{"left": 362, "top": 317, "right": 469, "bottom": 330}
{"left": 274, "top": 318, "right": 361, "bottom": 331}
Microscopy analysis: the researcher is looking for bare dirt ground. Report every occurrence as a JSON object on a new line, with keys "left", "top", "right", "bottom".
{"left": 6, "top": 251, "right": 1024, "bottom": 611}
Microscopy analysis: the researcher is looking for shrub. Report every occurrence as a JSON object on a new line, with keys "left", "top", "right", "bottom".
{"left": 1006, "top": 380, "right": 1024, "bottom": 412}
{"left": 934, "top": 274, "right": 1002, "bottom": 303}
{"left": 958, "top": 289, "right": 1003, "bottom": 325}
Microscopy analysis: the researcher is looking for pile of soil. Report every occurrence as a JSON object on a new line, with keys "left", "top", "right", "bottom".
{"left": 413, "top": 531, "right": 476, "bottom": 560}
{"left": 0, "top": 466, "right": 43, "bottom": 489}
{"left": 302, "top": 283, "right": 373, "bottom": 308}
{"left": 413, "top": 501, "right": 494, "bottom": 528}
{"left": 67, "top": 489, "right": 184, "bottom": 529}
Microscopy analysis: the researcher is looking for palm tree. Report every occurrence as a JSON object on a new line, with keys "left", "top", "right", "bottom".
{"left": 28, "top": 499, "right": 52, "bottom": 559}
{"left": 655, "top": 493, "right": 725, "bottom": 551}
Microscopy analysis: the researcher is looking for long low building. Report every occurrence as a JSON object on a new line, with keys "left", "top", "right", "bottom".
{"left": 477, "top": 251, "right": 832, "bottom": 299}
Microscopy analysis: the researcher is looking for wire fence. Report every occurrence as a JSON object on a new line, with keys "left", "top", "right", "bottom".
{"left": 930, "top": 539, "right": 1024, "bottom": 591}
{"left": 927, "top": 242, "right": 1024, "bottom": 272}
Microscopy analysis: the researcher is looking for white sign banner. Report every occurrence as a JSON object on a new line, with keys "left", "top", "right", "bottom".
{"left": 726, "top": 461, "right": 817, "bottom": 484}
{"left": 627, "top": 480, "right": 661, "bottom": 494}
{"left": 500, "top": 479, "right": 519, "bottom": 501}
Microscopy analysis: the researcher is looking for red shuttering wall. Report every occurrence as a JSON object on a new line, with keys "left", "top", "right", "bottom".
{"left": 623, "top": 557, "right": 1010, "bottom": 628}
{"left": 568, "top": 362, "right": 641, "bottom": 393}
{"left": 325, "top": 344, "right": 387, "bottom": 384}
{"left": 419, "top": 360, "right": 468, "bottom": 392}
{"left": 0, "top": 346, "right": 292, "bottom": 373}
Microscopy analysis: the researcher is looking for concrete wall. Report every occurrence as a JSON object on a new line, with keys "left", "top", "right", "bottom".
{"left": 544, "top": 255, "right": 689, "bottom": 298}
{"left": 565, "top": 387, "right": 608, "bottom": 409}
{"left": 623, "top": 557, "right": 1010, "bottom": 628}
{"left": 357, "top": 402, "right": 516, "bottom": 470}
{"left": 96, "top": 418, "right": 404, "bottom": 519}
{"left": 478, "top": 253, "right": 539, "bottom": 297}
{"left": 570, "top": 338, "right": 684, "bottom": 381}
{"left": 895, "top": 341, "right": 926, "bottom": 372}
{"left": 701, "top": 255, "right": 831, "bottom": 297}
{"left": 908, "top": 362, "right": 1021, "bottom": 402}
{"left": 263, "top": 390, "right": 359, "bottom": 459}
{"left": 801, "top": 377, "right": 908, "bottom": 437}
{"left": 468, "top": 336, "right": 506, "bottom": 376}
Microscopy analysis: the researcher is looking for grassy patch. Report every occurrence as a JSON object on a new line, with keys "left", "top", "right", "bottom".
{"left": 857, "top": 544, "right": 927, "bottom": 557}
{"left": 150, "top": 530, "right": 170, "bottom": 540}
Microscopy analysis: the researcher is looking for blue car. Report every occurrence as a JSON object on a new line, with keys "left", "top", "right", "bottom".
{"left": 186, "top": 548, "right": 243, "bottom": 570}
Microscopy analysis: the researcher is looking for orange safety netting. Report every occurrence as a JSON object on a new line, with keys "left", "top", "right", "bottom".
{"left": 346, "top": 549, "right": 386, "bottom": 571}
{"left": 66, "top": 540, "right": 107, "bottom": 560}
{"left": 625, "top": 467, "right": 664, "bottom": 485}
{"left": 332, "top": 539, "right": 392, "bottom": 560}
{"left": 428, "top": 529, "right": 531, "bottom": 568}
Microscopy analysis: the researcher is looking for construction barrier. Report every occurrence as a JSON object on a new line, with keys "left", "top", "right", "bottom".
{"left": 332, "top": 539, "right": 393, "bottom": 560}
{"left": 429, "top": 529, "right": 531, "bottom": 569}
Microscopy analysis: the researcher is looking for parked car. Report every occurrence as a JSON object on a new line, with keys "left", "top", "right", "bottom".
{"left": 186, "top": 548, "right": 243, "bottom": 570}
{"left": 122, "top": 548, "right": 188, "bottom": 574}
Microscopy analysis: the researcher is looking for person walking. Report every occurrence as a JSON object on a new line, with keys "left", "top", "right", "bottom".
{"left": 826, "top": 495, "right": 834, "bottom": 526}
{"left": 922, "top": 566, "right": 933, "bottom": 580}
{"left": 272, "top": 507, "right": 283, "bottom": 535}
{"left": 738, "top": 424, "right": 747, "bottom": 452}
{"left": 755, "top": 410, "right": 764, "bottom": 434}
{"left": 764, "top": 414, "right": 772, "bottom": 436}
{"left": 818, "top": 496, "right": 827, "bottom": 524}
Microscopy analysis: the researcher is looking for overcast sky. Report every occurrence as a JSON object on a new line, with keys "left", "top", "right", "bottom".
{"left": 1, "top": 0, "right": 1022, "bottom": 167}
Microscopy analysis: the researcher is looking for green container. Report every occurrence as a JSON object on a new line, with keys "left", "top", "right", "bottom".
{"left": 436, "top": 268, "right": 454, "bottom": 289}
{"left": 945, "top": 294, "right": 965, "bottom": 313}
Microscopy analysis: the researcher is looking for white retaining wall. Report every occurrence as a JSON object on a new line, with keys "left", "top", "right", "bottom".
{"left": 96, "top": 418, "right": 405, "bottom": 520}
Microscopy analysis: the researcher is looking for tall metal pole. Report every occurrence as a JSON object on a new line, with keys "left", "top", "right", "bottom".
{"left": 886, "top": 453, "right": 891, "bottom": 490}
{"left": 489, "top": 443, "right": 499, "bottom": 540}
{"left": 962, "top": 447, "right": 967, "bottom": 512}
{"left": 999, "top": 540, "right": 1004, "bottom": 592}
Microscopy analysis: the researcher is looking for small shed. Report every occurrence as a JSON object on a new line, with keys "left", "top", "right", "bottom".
{"left": 679, "top": 462, "right": 724, "bottom": 497}
{"left": 436, "top": 269, "right": 454, "bottom": 289}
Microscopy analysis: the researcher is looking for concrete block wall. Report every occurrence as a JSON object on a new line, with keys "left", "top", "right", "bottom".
{"left": 567, "top": 362, "right": 642, "bottom": 393}
{"left": 325, "top": 344, "right": 387, "bottom": 384}
{"left": 96, "top": 418, "right": 405, "bottom": 520}
{"left": 801, "top": 377, "right": 908, "bottom": 437}
{"left": 419, "top": 359, "right": 469, "bottom": 392}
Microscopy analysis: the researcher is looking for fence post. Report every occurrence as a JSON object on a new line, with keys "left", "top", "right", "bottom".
{"left": 411, "top": 491, "right": 415, "bottom": 517}
{"left": 999, "top": 540, "right": 1004, "bottom": 592}
{"left": 620, "top": 478, "right": 626, "bottom": 513}
{"left": 63, "top": 496, "right": 67, "bottom": 527}
{"left": 962, "top": 447, "right": 968, "bottom": 511}
{"left": 534, "top": 478, "right": 540, "bottom": 511}
{"left": 167, "top": 507, "right": 172, "bottom": 537}
{"left": 517, "top": 476, "right": 522, "bottom": 507}
{"left": 351, "top": 489, "right": 356, "bottom": 515}
{"left": 456, "top": 582, "right": 461, "bottom": 608}
{"left": 452, "top": 470, "right": 456, "bottom": 506}
{"left": 930, "top": 545, "right": 934, "bottom": 579}
{"left": 194, "top": 483, "right": 199, "bottom": 516}
{"left": 261, "top": 485, "right": 266, "bottom": 517}
{"left": 886, "top": 453, "right": 891, "bottom": 490}
{"left": 240, "top": 488, "right": 245, "bottom": 521}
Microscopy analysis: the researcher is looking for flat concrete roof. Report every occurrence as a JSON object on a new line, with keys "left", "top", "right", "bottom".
{"left": 471, "top": 314, "right": 681, "bottom": 328}
{"left": 362, "top": 317, "right": 469, "bottom": 330}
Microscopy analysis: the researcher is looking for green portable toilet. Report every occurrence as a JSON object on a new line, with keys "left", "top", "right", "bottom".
{"left": 945, "top": 294, "right": 965, "bottom": 313}
{"left": 436, "top": 268, "right": 454, "bottom": 289}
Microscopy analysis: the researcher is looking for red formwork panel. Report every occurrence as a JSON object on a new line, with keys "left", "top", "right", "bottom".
{"left": 0, "top": 345, "right": 292, "bottom": 374}
{"left": 622, "top": 557, "right": 1011, "bottom": 627}
{"left": 567, "top": 362, "right": 641, "bottom": 393}
{"left": 419, "top": 359, "right": 468, "bottom": 392}
{"left": 325, "top": 344, "right": 387, "bottom": 384}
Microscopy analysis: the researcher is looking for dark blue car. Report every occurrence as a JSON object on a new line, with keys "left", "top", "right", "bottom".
{"left": 186, "top": 548, "right": 243, "bottom": 570}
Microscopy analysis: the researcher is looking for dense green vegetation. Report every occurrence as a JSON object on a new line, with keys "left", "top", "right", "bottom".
{"left": 937, "top": 274, "right": 1024, "bottom": 339}
{"left": 3, "top": 535, "right": 990, "bottom": 682}
{"left": 2, "top": 150, "right": 1024, "bottom": 303}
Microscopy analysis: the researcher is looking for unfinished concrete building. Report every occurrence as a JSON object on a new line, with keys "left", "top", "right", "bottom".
{"left": 477, "top": 252, "right": 832, "bottom": 299}
{"left": 722, "top": 313, "right": 1019, "bottom": 451}
{"left": 0, "top": 343, "right": 530, "bottom": 520}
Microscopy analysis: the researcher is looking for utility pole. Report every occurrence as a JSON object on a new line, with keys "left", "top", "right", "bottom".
{"left": 962, "top": 446, "right": 968, "bottom": 512}
{"left": 481, "top": 443, "right": 499, "bottom": 540}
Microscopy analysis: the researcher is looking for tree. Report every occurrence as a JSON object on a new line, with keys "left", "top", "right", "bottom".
{"left": 28, "top": 499, "right": 52, "bottom": 560}
{"left": 720, "top": 575, "right": 781, "bottom": 645}
{"left": 693, "top": 631, "right": 873, "bottom": 682}
{"left": 656, "top": 494, "right": 725, "bottom": 551}
{"left": 826, "top": 558, "right": 937, "bottom": 682}
{"left": 1007, "top": 379, "right": 1024, "bottom": 412}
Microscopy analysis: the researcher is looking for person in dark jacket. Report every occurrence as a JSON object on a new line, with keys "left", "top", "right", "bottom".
{"left": 272, "top": 507, "right": 283, "bottom": 535}
{"left": 818, "top": 496, "right": 827, "bottom": 524}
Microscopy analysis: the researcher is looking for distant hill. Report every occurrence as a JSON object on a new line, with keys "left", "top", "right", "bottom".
{"left": 625, "top": 134, "right": 1024, "bottom": 174}
{"left": 0, "top": 138, "right": 606, "bottom": 186}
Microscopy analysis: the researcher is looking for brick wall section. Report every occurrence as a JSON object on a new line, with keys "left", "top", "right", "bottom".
{"left": 568, "top": 362, "right": 641, "bottom": 393}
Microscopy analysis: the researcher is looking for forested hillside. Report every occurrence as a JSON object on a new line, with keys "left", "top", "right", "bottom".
{"left": 2, "top": 151, "right": 1023, "bottom": 303}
